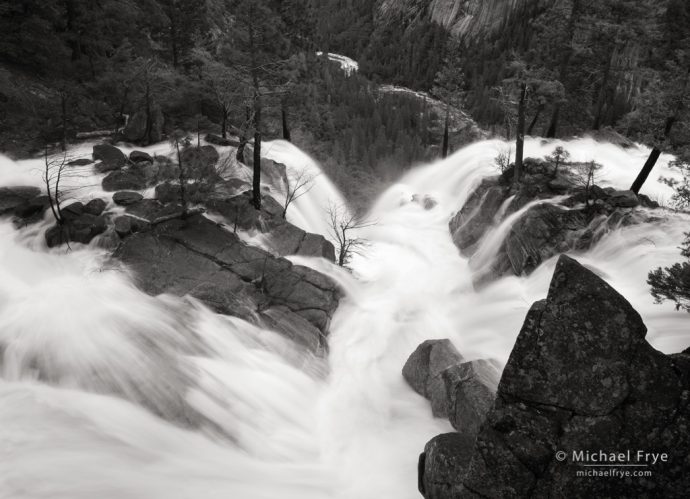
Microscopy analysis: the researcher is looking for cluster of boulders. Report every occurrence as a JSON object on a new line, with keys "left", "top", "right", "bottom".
{"left": 416, "top": 255, "right": 690, "bottom": 498}
{"left": 0, "top": 141, "right": 342, "bottom": 352}
{"left": 402, "top": 339, "right": 501, "bottom": 499}
{"left": 450, "top": 159, "right": 660, "bottom": 282}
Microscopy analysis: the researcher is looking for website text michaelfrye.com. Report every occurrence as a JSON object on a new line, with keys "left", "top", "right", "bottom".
{"left": 555, "top": 449, "right": 668, "bottom": 478}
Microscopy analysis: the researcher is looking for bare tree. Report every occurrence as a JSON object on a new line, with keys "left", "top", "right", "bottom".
{"left": 494, "top": 147, "right": 512, "bottom": 174}
{"left": 573, "top": 160, "right": 603, "bottom": 206}
{"left": 41, "top": 148, "right": 96, "bottom": 224}
{"left": 282, "top": 167, "right": 316, "bottom": 218}
{"left": 43, "top": 148, "right": 67, "bottom": 224}
{"left": 327, "top": 202, "right": 375, "bottom": 268}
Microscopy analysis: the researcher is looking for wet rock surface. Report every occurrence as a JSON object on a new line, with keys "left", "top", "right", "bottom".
{"left": 93, "top": 144, "right": 127, "bottom": 171}
{"left": 419, "top": 255, "right": 690, "bottom": 498}
{"left": 0, "top": 186, "right": 42, "bottom": 216}
{"left": 114, "top": 214, "right": 340, "bottom": 353}
{"left": 450, "top": 161, "right": 656, "bottom": 280}
{"left": 208, "top": 191, "right": 336, "bottom": 261}
{"left": 403, "top": 339, "right": 465, "bottom": 417}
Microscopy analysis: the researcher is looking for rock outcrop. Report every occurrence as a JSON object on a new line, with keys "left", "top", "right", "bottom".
{"left": 122, "top": 107, "right": 164, "bottom": 144}
{"left": 450, "top": 161, "right": 655, "bottom": 280}
{"left": 209, "top": 191, "right": 336, "bottom": 261}
{"left": 114, "top": 214, "right": 340, "bottom": 353}
{"left": 419, "top": 255, "right": 690, "bottom": 498}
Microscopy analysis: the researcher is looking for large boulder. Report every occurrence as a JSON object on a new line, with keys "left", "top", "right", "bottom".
{"left": 419, "top": 433, "right": 476, "bottom": 499}
{"left": 93, "top": 144, "right": 126, "bottom": 171}
{"left": 402, "top": 339, "right": 464, "bottom": 417}
{"left": 83, "top": 198, "right": 107, "bottom": 216}
{"left": 129, "top": 150, "right": 153, "bottom": 164}
{"left": 452, "top": 255, "right": 690, "bottom": 498}
{"left": 123, "top": 107, "right": 164, "bottom": 144}
{"left": 112, "top": 191, "right": 143, "bottom": 206}
{"left": 12, "top": 194, "right": 50, "bottom": 220}
{"left": 114, "top": 214, "right": 340, "bottom": 353}
{"left": 608, "top": 189, "right": 639, "bottom": 208}
{"left": 0, "top": 186, "right": 41, "bottom": 216}
{"left": 102, "top": 170, "right": 147, "bottom": 192}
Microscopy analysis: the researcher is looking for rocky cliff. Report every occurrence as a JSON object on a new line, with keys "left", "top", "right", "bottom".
{"left": 377, "top": 0, "right": 554, "bottom": 40}
{"left": 417, "top": 255, "right": 690, "bottom": 498}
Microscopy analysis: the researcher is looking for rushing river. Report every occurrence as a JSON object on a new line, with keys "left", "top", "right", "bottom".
{"left": 0, "top": 137, "right": 688, "bottom": 498}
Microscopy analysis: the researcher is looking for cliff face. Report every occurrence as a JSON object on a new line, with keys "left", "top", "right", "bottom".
{"left": 377, "top": 0, "right": 552, "bottom": 40}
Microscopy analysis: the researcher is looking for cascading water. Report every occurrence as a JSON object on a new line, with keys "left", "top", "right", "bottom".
{"left": 0, "top": 137, "right": 688, "bottom": 498}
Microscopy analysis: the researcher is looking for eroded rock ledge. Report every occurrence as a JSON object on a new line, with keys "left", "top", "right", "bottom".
{"left": 114, "top": 214, "right": 340, "bottom": 355}
{"left": 450, "top": 161, "right": 660, "bottom": 281}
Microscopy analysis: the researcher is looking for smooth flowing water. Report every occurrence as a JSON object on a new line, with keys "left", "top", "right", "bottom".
{"left": 0, "top": 137, "right": 688, "bottom": 498}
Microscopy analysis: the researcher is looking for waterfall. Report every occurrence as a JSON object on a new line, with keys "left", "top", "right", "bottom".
{"left": 0, "top": 137, "right": 688, "bottom": 498}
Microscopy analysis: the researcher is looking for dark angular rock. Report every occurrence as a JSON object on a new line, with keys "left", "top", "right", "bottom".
{"left": 93, "top": 144, "right": 126, "bottom": 171}
{"left": 608, "top": 189, "right": 639, "bottom": 208}
{"left": 455, "top": 255, "right": 690, "bottom": 498}
{"left": 112, "top": 191, "right": 144, "bottom": 206}
{"left": 13, "top": 195, "right": 50, "bottom": 219}
{"left": 123, "top": 107, "right": 163, "bottom": 144}
{"left": 114, "top": 214, "right": 340, "bottom": 353}
{"left": 129, "top": 150, "right": 153, "bottom": 164}
{"left": 419, "top": 433, "right": 476, "bottom": 499}
{"left": 83, "top": 198, "right": 107, "bottom": 216}
{"left": 443, "top": 359, "right": 499, "bottom": 434}
{"left": 0, "top": 186, "right": 41, "bottom": 216}
{"left": 403, "top": 339, "right": 464, "bottom": 417}
{"left": 102, "top": 170, "right": 147, "bottom": 192}
{"left": 61, "top": 202, "right": 84, "bottom": 221}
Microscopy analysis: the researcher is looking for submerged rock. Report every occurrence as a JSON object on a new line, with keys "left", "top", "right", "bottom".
{"left": 442, "top": 255, "right": 690, "bottom": 498}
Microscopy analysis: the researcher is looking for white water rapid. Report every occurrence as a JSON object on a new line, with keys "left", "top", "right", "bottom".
{"left": 0, "top": 137, "right": 688, "bottom": 498}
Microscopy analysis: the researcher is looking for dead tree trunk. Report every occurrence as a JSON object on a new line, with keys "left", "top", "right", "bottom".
{"left": 514, "top": 82, "right": 527, "bottom": 187}
{"left": 441, "top": 106, "right": 450, "bottom": 159}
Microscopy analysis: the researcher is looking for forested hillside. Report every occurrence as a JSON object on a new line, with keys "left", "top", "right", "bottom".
{"left": 318, "top": 0, "right": 689, "bottom": 154}
{"left": 0, "top": 0, "right": 450, "bottom": 207}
